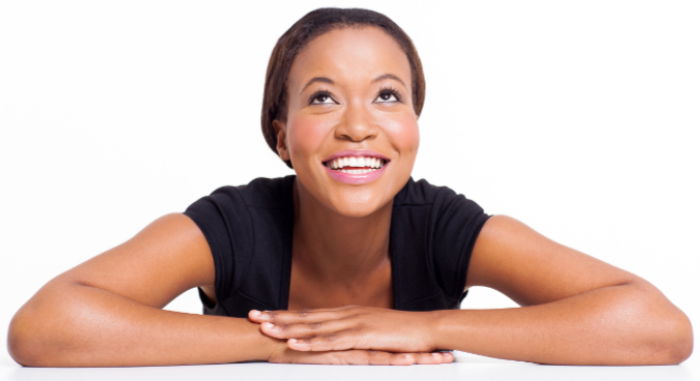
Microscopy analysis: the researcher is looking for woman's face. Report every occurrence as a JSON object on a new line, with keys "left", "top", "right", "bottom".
{"left": 275, "top": 26, "right": 419, "bottom": 217}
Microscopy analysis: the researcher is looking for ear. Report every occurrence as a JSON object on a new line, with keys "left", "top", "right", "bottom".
{"left": 272, "top": 120, "right": 290, "bottom": 161}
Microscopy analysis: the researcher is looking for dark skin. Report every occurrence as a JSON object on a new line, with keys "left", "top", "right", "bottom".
{"left": 7, "top": 26, "right": 693, "bottom": 367}
{"left": 253, "top": 26, "right": 693, "bottom": 364}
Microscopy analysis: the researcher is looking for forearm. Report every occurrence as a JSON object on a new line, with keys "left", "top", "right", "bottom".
{"left": 431, "top": 282, "right": 693, "bottom": 365}
{"left": 9, "top": 282, "right": 279, "bottom": 366}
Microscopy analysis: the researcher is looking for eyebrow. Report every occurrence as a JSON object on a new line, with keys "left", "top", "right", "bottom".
{"left": 300, "top": 77, "right": 334, "bottom": 94}
{"left": 372, "top": 73, "right": 406, "bottom": 88}
{"left": 299, "top": 73, "right": 407, "bottom": 94}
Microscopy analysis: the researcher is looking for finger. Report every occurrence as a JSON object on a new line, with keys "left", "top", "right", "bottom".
{"left": 311, "top": 350, "right": 381, "bottom": 366}
{"left": 368, "top": 351, "right": 415, "bottom": 366}
{"left": 414, "top": 351, "right": 454, "bottom": 365}
{"left": 272, "top": 349, "right": 410, "bottom": 366}
{"left": 329, "top": 350, "right": 416, "bottom": 366}
{"left": 259, "top": 317, "right": 355, "bottom": 340}
{"left": 269, "top": 348, "right": 450, "bottom": 366}
{"left": 439, "top": 351, "right": 455, "bottom": 363}
{"left": 250, "top": 306, "right": 359, "bottom": 324}
{"left": 286, "top": 328, "right": 361, "bottom": 352}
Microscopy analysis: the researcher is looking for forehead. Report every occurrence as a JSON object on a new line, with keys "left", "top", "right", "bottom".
{"left": 288, "top": 26, "right": 411, "bottom": 89}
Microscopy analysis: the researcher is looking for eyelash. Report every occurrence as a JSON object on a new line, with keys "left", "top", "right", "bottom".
{"left": 308, "top": 87, "right": 403, "bottom": 105}
{"left": 308, "top": 90, "right": 334, "bottom": 105}
{"left": 376, "top": 87, "right": 402, "bottom": 103}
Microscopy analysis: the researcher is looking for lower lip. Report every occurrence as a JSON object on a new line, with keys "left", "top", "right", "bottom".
{"left": 324, "top": 163, "right": 388, "bottom": 185}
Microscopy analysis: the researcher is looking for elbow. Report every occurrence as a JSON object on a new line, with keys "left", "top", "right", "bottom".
{"left": 8, "top": 297, "right": 76, "bottom": 367}
{"left": 655, "top": 309, "right": 693, "bottom": 364}
{"left": 628, "top": 288, "right": 694, "bottom": 364}
{"left": 8, "top": 280, "right": 98, "bottom": 367}
{"left": 7, "top": 308, "right": 45, "bottom": 367}
{"left": 608, "top": 282, "right": 693, "bottom": 365}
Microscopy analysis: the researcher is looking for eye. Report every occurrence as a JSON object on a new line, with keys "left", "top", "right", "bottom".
{"left": 374, "top": 88, "right": 402, "bottom": 103}
{"left": 309, "top": 90, "right": 337, "bottom": 105}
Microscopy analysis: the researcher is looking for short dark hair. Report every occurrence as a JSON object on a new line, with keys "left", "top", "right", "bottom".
{"left": 261, "top": 7, "right": 426, "bottom": 168}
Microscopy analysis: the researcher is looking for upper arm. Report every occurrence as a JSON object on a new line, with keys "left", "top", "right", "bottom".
{"left": 53, "top": 213, "right": 215, "bottom": 309}
{"left": 466, "top": 215, "right": 642, "bottom": 306}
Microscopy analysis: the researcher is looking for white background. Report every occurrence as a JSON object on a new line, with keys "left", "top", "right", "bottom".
{"left": 1, "top": 0, "right": 698, "bottom": 375}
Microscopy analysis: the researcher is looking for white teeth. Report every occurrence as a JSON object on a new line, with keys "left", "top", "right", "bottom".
{"left": 326, "top": 156, "right": 386, "bottom": 170}
{"left": 337, "top": 168, "right": 375, "bottom": 174}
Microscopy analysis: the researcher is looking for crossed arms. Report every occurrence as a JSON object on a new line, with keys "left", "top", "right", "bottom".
{"left": 7, "top": 214, "right": 693, "bottom": 366}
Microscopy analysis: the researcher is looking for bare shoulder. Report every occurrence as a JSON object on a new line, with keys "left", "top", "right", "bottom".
{"left": 54, "top": 213, "right": 214, "bottom": 308}
{"left": 466, "top": 215, "right": 642, "bottom": 305}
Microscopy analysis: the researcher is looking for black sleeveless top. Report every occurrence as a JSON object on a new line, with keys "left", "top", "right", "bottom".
{"left": 183, "top": 175, "right": 490, "bottom": 317}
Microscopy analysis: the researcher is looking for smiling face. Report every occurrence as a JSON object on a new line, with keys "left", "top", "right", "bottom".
{"left": 274, "top": 26, "right": 420, "bottom": 218}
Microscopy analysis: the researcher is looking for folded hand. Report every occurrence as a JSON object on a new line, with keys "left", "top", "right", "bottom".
{"left": 248, "top": 305, "right": 445, "bottom": 358}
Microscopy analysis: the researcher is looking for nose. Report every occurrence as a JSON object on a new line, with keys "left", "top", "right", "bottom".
{"left": 334, "top": 101, "right": 377, "bottom": 142}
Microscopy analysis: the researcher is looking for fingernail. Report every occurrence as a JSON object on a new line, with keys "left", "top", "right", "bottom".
{"left": 262, "top": 322, "right": 275, "bottom": 330}
{"left": 250, "top": 310, "right": 260, "bottom": 317}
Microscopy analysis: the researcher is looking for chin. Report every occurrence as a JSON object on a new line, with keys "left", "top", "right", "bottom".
{"left": 326, "top": 187, "right": 393, "bottom": 218}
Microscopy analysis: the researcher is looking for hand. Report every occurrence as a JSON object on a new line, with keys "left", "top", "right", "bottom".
{"left": 248, "top": 305, "right": 439, "bottom": 353}
{"left": 268, "top": 346, "right": 454, "bottom": 365}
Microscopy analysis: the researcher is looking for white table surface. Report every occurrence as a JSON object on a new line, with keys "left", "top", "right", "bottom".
{"left": 1, "top": 351, "right": 696, "bottom": 381}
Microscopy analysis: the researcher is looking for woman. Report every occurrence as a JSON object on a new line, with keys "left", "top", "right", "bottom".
{"left": 7, "top": 7, "right": 692, "bottom": 366}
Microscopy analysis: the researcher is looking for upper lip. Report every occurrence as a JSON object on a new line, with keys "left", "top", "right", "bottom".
{"left": 322, "top": 149, "right": 390, "bottom": 164}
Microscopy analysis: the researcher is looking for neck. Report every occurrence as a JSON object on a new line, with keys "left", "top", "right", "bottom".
{"left": 292, "top": 179, "right": 393, "bottom": 283}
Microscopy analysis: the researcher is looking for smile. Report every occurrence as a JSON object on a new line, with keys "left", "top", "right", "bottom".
{"left": 323, "top": 156, "right": 388, "bottom": 173}
{"left": 321, "top": 153, "right": 390, "bottom": 184}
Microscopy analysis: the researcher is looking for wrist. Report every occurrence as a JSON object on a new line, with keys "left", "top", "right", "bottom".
{"left": 425, "top": 309, "right": 453, "bottom": 351}
{"left": 243, "top": 318, "right": 283, "bottom": 362}
{"left": 410, "top": 309, "right": 448, "bottom": 351}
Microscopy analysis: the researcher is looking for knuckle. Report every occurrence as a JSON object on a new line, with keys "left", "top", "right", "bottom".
{"left": 274, "top": 323, "right": 289, "bottom": 334}
{"left": 307, "top": 336, "right": 327, "bottom": 350}
{"left": 307, "top": 333, "right": 340, "bottom": 351}
{"left": 352, "top": 320, "right": 367, "bottom": 330}
{"left": 324, "top": 333, "right": 339, "bottom": 345}
{"left": 309, "top": 321, "right": 322, "bottom": 330}
{"left": 288, "top": 323, "right": 311, "bottom": 336}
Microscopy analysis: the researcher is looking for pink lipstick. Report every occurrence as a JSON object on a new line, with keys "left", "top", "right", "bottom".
{"left": 322, "top": 150, "right": 390, "bottom": 185}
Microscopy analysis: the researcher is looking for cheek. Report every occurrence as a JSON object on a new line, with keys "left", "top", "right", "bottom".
{"left": 379, "top": 113, "right": 420, "bottom": 154}
{"left": 286, "top": 115, "right": 333, "bottom": 160}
